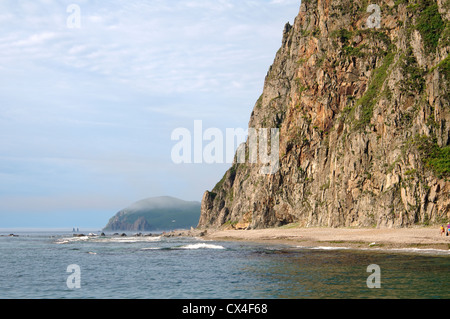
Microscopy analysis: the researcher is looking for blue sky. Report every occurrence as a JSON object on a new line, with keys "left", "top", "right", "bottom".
{"left": 0, "top": 0, "right": 300, "bottom": 228}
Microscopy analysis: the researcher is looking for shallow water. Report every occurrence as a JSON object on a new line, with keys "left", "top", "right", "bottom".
{"left": 0, "top": 230, "right": 449, "bottom": 299}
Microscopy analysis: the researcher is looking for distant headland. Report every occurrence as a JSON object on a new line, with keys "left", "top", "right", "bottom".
{"left": 103, "top": 196, "right": 201, "bottom": 232}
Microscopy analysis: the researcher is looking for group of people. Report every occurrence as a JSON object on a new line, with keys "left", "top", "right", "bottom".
{"left": 440, "top": 224, "right": 450, "bottom": 237}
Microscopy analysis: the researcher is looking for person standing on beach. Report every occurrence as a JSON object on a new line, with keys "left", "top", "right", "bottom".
{"left": 441, "top": 225, "right": 445, "bottom": 236}
{"left": 447, "top": 223, "right": 450, "bottom": 236}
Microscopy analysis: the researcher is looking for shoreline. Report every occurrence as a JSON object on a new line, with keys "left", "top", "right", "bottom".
{"left": 198, "top": 227, "right": 450, "bottom": 254}
{"left": 2, "top": 226, "right": 449, "bottom": 255}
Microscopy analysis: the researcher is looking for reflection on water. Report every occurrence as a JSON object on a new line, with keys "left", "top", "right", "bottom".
{"left": 244, "top": 247, "right": 450, "bottom": 299}
{"left": 0, "top": 232, "right": 449, "bottom": 299}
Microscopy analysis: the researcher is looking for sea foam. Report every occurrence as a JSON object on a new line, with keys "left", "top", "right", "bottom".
{"left": 307, "top": 246, "right": 351, "bottom": 251}
{"left": 179, "top": 243, "right": 225, "bottom": 250}
{"left": 55, "top": 236, "right": 162, "bottom": 244}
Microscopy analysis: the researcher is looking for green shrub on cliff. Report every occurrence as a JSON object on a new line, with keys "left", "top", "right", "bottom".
{"left": 354, "top": 52, "right": 395, "bottom": 130}
{"left": 416, "top": 0, "right": 444, "bottom": 53}
{"left": 414, "top": 135, "right": 450, "bottom": 178}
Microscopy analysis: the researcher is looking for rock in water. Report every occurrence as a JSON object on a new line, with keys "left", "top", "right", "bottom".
{"left": 199, "top": 0, "right": 449, "bottom": 230}
{"left": 104, "top": 196, "right": 201, "bottom": 232}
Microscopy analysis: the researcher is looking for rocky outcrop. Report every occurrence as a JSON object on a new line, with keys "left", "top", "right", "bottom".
{"left": 199, "top": 0, "right": 449, "bottom": 229}
{"left": 105, "top": 214, "right": 152, "bottom": 232}
{"left": 105, "top": 196, "right": 201, "bottom": 232}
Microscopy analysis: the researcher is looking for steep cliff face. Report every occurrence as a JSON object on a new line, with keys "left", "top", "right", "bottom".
{"left": 199, "top": 0, "right": 449, "bottom": 229}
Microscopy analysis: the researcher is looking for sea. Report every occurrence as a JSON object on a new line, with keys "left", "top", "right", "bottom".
{"left": 0, "top": 229, "right": 449, "bottom": 300}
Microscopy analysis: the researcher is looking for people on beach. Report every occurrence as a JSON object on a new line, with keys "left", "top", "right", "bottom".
{"left": 440, "top": 225, "right": 445, "bottom": 236}
{"left": 447, "top": 223, "right": 450, "bottom": 236}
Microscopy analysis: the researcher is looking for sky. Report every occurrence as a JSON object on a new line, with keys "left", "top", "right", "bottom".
{"left": 0, "top": 0, "right": 300, "bottom": 229}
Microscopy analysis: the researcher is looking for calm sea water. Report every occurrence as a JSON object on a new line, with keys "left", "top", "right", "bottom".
{"left": 0, "top": 230, "right": 449, "bottom": 299}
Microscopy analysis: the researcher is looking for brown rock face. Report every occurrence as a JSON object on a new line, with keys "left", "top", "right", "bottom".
{"left": 199, "top": 0, "right": 449, "bottom": 230}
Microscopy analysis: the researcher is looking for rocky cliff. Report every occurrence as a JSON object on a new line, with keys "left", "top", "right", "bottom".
{"left": 199, "top": 0, "right": 449, "bottom": 229}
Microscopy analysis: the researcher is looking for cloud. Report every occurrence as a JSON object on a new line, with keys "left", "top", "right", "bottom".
{"left": 0, "top": 0, "right": 300, "bottom": 223}
{"left": 12, "top": 31, "right": 58, "bottom": 47}
{"left": 1, "top": 0, "right": 298, "bottom": 95}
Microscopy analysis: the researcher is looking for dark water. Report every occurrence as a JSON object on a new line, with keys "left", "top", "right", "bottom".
{"left": 0, "top": 230, "right": 449, "bottom": 299}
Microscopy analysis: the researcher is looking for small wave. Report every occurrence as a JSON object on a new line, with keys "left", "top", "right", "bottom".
{"left": 55, "top": 236, "right": 90, "bottom": 244}
{"left": 297, "top": 245, "right": 450, "bottom": 255}
{"left": 97, "top": 236, "right": 162, "bottom": 243}
{"left": 306, "top": 246, "right": 351, "bottom": 251}
{"left": 105, "top": 238, "right": 144, "bottom": 243}
{"left": 386, "top": 247, "right": 450, "bottom": 255}
{"left": 55, "top": 236, "right": 162, "bottom": 244}
{"left": 179, "top": 243, "right": 225, "bottom": 250}
{"left": 55, "top": 240, "right": 71, "bottom": 245}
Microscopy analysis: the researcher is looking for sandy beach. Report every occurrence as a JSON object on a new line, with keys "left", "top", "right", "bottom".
{"left": 201, "top": 226, "right": 450, "bottom": 252}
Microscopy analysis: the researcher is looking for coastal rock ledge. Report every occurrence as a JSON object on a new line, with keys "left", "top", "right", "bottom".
{"left": 199, "top": 0, "right": 449, "bottom": 230}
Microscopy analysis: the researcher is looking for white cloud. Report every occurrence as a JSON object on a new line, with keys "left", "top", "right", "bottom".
{"left": 0, "top": 0, "right": 299, "bottom": 95}
{"left": 0, "top": 0, "right": 300, "bottom": 222}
